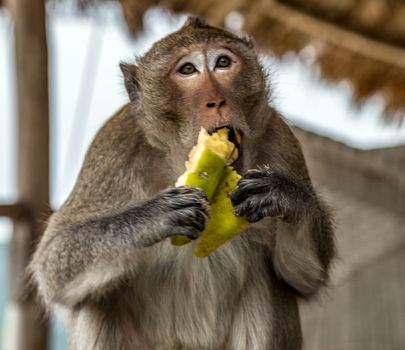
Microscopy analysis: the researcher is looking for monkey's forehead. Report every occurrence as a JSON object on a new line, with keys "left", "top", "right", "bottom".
{"left": 139, "top": 26, "right": 254, "bottom": 67}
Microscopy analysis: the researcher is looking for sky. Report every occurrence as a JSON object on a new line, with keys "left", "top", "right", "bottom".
{"left": 1, "top": 5, "right": 405, "bottom": 243}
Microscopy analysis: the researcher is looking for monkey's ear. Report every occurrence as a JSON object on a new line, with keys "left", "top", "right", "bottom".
{"left": 120, "top": 62, "right": 140, "bottom": 102}
{"left": 183, "top": 16, "right": 208, "bottom": 29}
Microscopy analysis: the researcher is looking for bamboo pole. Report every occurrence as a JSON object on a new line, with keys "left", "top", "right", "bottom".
{"left": 7, "top": 0, "right": 50, "bottom": 349}
{"left": 0, "top": 204, "right": 30, "bottom": 220}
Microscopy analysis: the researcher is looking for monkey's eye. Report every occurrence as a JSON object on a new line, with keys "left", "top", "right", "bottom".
{"left": 216, "top": 56, "right": 231, "bottom": 69}
{"left": 178, "top": 63, "right": 197, "bottom": 75}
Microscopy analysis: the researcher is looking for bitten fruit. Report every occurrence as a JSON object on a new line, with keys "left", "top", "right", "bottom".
{"left": 171, "top": 127, "right": 248, "bottom": 257}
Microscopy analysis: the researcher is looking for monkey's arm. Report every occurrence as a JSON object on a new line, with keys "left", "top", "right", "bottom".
{"left": 231, "top": 111, "right": 335, "bottom": 297}
{"left": 30, "top": 107, "right": 208, "bottom": 307}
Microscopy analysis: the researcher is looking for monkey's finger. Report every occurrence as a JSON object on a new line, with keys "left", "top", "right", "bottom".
{"left": 250, "top": 205, "right": 281, "bottom": 222}
{"left": 233, "top": 192, "right": 283, "bottom": 219}
{"left": 230, "top": 181, "right": 267, "bottom": 206}
{"left": 247, "top": 196, "right": 291, "bottom": 223}
{"left": 169, "top": 226, "right": 200, "bottom": 240}
{"left": 246, "top": 211, "right": 265, "bottom": 223}
{"left": 173, "top": 208, "right": 209, "bottom": 232}
{"left": 167, "top": 185, "right": 204, "bottom": 196}
{"left": 190, "top": 210, "right": 209, "bottom": 231}
{"left": 176, "top": 186, "right": 208, "bottom": 201}
{"left": 240, "top": 169, "right": 268, "bottom": 180}
{"left": 258, "top": 195, "right": 284, "bottom": 218}
{"left": 163, "top": 186, "right": 208, "bottom": 209}
{"left": 232, "top": 195, "right": 259, "bottom": 216}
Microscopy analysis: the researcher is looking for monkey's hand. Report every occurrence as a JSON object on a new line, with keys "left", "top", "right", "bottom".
{"left": 230, "top": 169, "right": 334, "bottom": 297}
{"left": 144, "top": 186, "right": 210, "bottom": 244}
{"left": 230, "top": 169, "right": 313, "bottom": 224}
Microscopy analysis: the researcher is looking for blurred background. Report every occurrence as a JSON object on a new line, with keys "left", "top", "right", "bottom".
{"left": 0, "top": 0, "right": 404, "bottom": 349}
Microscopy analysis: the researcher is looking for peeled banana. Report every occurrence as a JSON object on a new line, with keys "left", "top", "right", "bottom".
{"left": 171, "top": 127, "right": 248, "bottom": 257}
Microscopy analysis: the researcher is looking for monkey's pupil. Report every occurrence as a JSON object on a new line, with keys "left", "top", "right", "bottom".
{"left": 179, "top": 63, "right": 195, "bottom": 75}
{"left": 217, "top": 56, "right": 231, "bottom": 68}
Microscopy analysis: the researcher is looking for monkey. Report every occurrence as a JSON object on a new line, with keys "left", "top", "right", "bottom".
{"left": 29, "top": 16, "right": 335, "bottom": 350}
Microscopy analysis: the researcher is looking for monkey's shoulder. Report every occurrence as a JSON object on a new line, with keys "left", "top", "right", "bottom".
{"left": 64, "top": 104, "right": 165, "bottom": 210}
{"left": 87, "top": 104, "right": 142, "bottom": 154}
{"left": 83, "top": 103, "right": 162, "bottom": 168}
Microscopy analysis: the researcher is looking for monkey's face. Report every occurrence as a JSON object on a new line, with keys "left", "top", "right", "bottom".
{"left": 121, "top": 17, "right": 267, "bottom": 168}
{"left": 168, "top": 44, "right": 246, "bottom": 142}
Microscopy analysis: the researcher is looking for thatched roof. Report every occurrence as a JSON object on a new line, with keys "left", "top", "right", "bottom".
{"left": 2, "top": 0, "right": 404, "bottom": 120}
{"left": 116, "top": 0, "right": 405, "bottom": 122}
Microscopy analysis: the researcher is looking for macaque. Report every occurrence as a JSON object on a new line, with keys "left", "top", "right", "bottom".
{"left": 30, "top": 16, "right": 335, "bottom": 350}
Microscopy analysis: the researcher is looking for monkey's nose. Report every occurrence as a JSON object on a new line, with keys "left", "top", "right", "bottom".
{"left": 206, "top": 100, "right": 226, "bottom": 109}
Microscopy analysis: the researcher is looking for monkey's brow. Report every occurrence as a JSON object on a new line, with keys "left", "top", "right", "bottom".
{"left": 172, "top": 53, "right": 189, "bottom": 67}
{"left": 171, "top": 45, "right": 238, "bottom": 67}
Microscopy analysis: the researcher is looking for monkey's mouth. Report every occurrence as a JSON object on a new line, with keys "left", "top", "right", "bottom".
{"left": 209, "top": 126, "right": 242, "bottom": 165}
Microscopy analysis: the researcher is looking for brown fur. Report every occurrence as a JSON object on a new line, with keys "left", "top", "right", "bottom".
{"left": 29, "top": 17, "right": 335, "bottom": 350}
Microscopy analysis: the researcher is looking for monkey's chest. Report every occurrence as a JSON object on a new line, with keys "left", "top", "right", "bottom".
{"left": 135, "top": 239, "right": 249, "bottom": 349}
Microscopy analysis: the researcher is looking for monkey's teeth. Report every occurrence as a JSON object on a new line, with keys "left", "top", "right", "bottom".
{"left": 234, "top": 129, "right": 242, "bottom": 145}
{"left": 228, "top": 146, "right": 239, "bottom": 164}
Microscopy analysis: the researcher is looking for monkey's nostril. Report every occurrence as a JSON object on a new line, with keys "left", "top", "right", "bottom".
{"left": 206, "top": 100, "right": 226, "bottom": 109}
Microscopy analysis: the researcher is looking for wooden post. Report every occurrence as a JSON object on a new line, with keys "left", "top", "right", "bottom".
{"left": 7, "top": 0, "right": 50, "bottom": 349}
